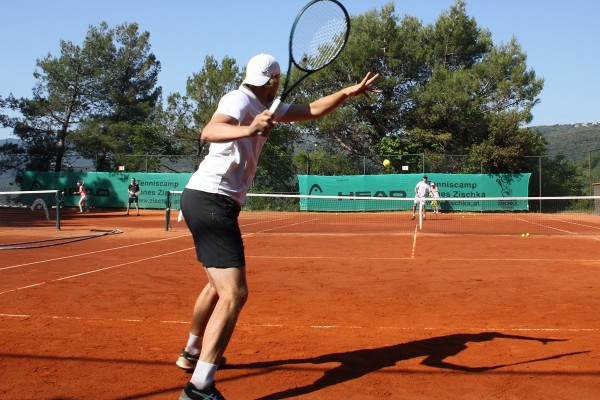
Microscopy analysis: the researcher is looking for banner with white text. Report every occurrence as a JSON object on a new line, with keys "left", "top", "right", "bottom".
{"left": 297, "top": 174, "right": 531, "bottom": 212}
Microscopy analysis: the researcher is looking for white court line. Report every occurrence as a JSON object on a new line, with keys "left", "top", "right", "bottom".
{"left": 0, "top": 234, "right": 191, "bottom": 272}
{"left": 546, "top": 217, "right": 600, "bottom": 231}
{"left": 242, "top": 217, "right": 321, "bottom": 236}
{"left": 245, "top": 255, "right": 600, "bottom": 263}
{"left": 411, "top": 225, "right": 418, "bottom": 259}
{"left": 517, "top": 218, "right": 579, "bottom": 235}
{"left": 0, "top": 217, "right": 321, "bottom": 295}
{"left": 0, "top": 247, "right": 194, "bottom": 296}
{"left": 0, "top": 313, "right": 597, "bottom": 333}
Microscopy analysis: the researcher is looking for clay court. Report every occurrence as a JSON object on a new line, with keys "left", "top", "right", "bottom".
{"left": 1, "top": 208, "right": 599, "bottom": 399}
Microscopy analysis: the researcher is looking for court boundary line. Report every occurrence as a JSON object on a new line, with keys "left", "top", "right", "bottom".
{"left": 245, "top": 255, "right": 600, "bottom": 263}
{"left": 0, "top": 313, "right": 597, "bottom": 333}
{"left": 0, "top": 247, "right": 194, "bottom": 296}
{"left": 411, "top": 224, "right": 418, "bottom": 259}
{"left": 0, "top": 234, "right": 191, "bottom": 272}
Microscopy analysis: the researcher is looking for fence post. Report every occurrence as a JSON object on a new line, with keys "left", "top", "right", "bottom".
{"left": 538, "top": 156, "right": 542, "bottom": 211}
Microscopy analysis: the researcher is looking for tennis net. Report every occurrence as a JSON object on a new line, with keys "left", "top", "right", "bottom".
{"left": 165, "top": 191, "right": 600, "bottom": 236}
{"left": 0, "top": 190, "right": 61, "bottom": 229}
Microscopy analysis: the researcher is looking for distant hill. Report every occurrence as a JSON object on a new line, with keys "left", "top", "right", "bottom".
{"left": 0, "top": 138, "right": 20, "bottom": 145}
{"left": 531, "top": 123, "right": 600, "bottom": 161}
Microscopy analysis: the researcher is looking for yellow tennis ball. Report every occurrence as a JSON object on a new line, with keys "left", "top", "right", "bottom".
{"left": 521, "top": 233, "right": 525, "bottom": 237}
{"left": 383, "top": 159, "right": 391, "bottom": 167}
{"left": 526, "top": 233, "right": 530, "bottom": 237}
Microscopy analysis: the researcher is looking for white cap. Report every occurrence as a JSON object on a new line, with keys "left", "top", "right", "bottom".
{"left": 242, "top": 54, "right": 280, "bottom": 86}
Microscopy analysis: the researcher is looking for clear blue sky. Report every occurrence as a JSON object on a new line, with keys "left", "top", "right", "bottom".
{"left": 1, "top": 0, "right": 599, "bottom": 139}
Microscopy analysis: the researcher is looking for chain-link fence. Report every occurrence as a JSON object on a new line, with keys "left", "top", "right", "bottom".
{"left": 4, "top": 149, "right": 599, "bottom": 197}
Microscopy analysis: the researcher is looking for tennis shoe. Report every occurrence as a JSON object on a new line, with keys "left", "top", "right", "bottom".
{"left": 176, "top": 350, "right": 227, "bottom": 371}
{"left": 179, "top": 382, "right": 226, "bottom": 400}
{"left": 411, "top": 214, "right": 415, "bottom": 220}
{"left": 423, "top": 214, "right": 426, "bottom": 220}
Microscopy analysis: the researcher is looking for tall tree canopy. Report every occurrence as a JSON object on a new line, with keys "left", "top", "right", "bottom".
{"left": 283, "top": 0, "right": 544, "bottom": 173}
{"left": 1, "top": 22, "right": 162, "bottom": 172}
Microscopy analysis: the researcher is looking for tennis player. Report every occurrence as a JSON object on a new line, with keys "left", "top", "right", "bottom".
{"left": 176, "top": 53, "right": 379, "bottom": 400}
{"left": 429, "top": 181, "right": 440, "bottom": 214}
{"left": 124, "top": 178, "right": 140, "bottom": 216}
{"left": 76, "top": 180, "right": 89, "bottom": 214}
{"left": 411, "top": 175, "right": 431, "bottom": 220}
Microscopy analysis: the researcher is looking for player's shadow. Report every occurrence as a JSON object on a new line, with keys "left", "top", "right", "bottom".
{"left": 227, "top": 332, "right": 586, "bottom": 400}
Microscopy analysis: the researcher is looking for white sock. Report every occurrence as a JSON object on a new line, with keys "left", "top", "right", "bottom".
{"left": 184, "top": 332, "right": 202, "bottom": 355}
{"left": 190, "top": 361, "right": 218, "bottom": 390}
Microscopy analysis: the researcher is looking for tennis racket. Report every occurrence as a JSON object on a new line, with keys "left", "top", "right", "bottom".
{"left": 270, "top": 0, "right": 350, "bottom": 115}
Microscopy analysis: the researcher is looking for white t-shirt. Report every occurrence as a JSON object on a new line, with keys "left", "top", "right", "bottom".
{"left": 414, "top": 181, "right": 430, "bottom": 198}
{"left": 185, "top": 86, "right": 289, "bottom": 205}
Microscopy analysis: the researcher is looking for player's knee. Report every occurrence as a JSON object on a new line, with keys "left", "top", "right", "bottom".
{"left": 220, "top": 286, "right": 248, "bottom": 310}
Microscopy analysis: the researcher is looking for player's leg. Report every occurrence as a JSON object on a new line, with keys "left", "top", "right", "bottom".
{"left": 179, "top": 189, "right": 244, "bottom": 398}
{"left": 185, "top": 266, "right": 247, "bottom": 397}
{"left": 200, "top": 267, "right": 247, "bottom": 364}
{"left": 176, "top": 282, "right": 219, "bottom": 370}
{"left": 135, "top": 198, "right": 140, "bottom": 215}
{"left": 411, "top": 198, "right": 418, "bottom": 220}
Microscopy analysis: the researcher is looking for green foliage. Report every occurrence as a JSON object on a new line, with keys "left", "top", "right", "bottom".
{"left": 540, "top": 155, "right": 587, "bottom": 196}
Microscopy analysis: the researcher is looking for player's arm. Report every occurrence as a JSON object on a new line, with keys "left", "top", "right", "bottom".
{"left": 201, "top": 113, "right": 275, "bottom": 142}
{"left": 277, "top": 72, "right": 380, "bottom": 123}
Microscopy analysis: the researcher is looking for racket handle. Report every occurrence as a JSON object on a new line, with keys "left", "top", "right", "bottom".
{"left": 258, "top": 98, "right": 283, "bottom": 136}
{"left": 269, "top": 98, "right": 282, "bottom": 114}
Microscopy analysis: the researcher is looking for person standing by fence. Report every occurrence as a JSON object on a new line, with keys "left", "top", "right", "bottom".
{"left": 76, "top": 180, "right": 89, "bottom": 213}
{"left": 430, "top": 181, "right": 440, "bottom": 214}
{"left": 125, "top": 178, "right": 140, "bottom": 216}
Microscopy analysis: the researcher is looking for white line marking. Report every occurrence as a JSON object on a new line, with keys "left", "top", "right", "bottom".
{"left": 411, "top": 225, "right": 418, "bottom": 259}
{"left": 0, "top": 234, "right": 191, "bottom": 272}
{"left": 0, "top": 247, "right": 194, "bottom": 295}
{"left": 245, "top": 255, "right": 600, "bottom": 262}
{"left": 0, "top": 313, "right": 597, "bottom": 332}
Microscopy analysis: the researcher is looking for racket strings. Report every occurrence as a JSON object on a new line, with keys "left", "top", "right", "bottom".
{"left": 292, "top": 1, "right": 349, "bottom": 71}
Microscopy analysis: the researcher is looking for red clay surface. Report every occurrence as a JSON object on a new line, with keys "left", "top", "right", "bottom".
{"left": 1, "top": 208, "right": 599, "bottom": 399}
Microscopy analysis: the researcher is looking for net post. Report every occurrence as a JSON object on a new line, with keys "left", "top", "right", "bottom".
{"left": 55, "top": 190, "right": 61, "bottom": 230}
{"left": 165, "top": 190, "right": 171, "bottom": 231}
{"left": 418, "top": 199, "right": 423, "bottom": 231}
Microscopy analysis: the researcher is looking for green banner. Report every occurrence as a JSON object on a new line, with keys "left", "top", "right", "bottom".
{"left": 297, "top": 173, "right": 531, "bottom": 212}
{"left": 23, "top": 172, "right": 191, "bottom": 209}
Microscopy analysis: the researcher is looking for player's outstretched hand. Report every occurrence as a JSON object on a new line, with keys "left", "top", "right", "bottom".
{"left": 345, "top": 72, "right": 381, "bottom": 100}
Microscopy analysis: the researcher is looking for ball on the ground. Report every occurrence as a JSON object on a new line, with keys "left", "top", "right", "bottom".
{"left": 521, "top": 233, "right": 525, "bottom": 237}
{"left": 383, "top": 159, "right": 391, "bottom": 167}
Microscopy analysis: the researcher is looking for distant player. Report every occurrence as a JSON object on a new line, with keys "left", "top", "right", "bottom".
{"left": 76, "top": 180, "right": 89, "bottom": 214}
{"left": 412, "top": 175, "right": 430, "bottom": 220}
{"left": 125, "top": 178, "right": 140, "bottom": 216}
{"left": 430, "top": 182, "right": 440, "bottom": 214}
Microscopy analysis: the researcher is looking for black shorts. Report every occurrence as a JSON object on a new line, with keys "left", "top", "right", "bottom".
{"left": 180, "top": 189, "right": 245, "bottom": 268}
{"left": 128, "top": 196, "right": 138, "bottom": 204}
